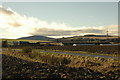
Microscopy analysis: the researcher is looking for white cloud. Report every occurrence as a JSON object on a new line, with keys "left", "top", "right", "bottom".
{"left": 0, "top": 5, "right": 118, "bottom": 39}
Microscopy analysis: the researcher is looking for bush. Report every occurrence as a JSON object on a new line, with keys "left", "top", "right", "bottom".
{"left": 22, "top": 48, "right": 32, "bottom": 53}
{"left": 61, "top": 57, "right": 71, "bottom": 65}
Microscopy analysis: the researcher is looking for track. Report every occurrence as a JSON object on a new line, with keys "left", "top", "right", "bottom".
{"left": 41, "top": 51, "right": 120, "bottom": 60}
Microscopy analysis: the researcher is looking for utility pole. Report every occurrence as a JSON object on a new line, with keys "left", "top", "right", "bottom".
{"left": 106, "top": 27, "right": 109, "bottom": 41}
{"left": 106, "top": 27, "right": 109, "bottom": 37}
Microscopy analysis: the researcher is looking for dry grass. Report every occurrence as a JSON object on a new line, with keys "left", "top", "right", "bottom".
{"left": 2, "top": 48, "right": 120, "bottom": 73}
{"left": 2, "top": 48, "right": 120, "bottom": 79}
{"left": 2, "top": 49, "right": 70, "bottom": 66}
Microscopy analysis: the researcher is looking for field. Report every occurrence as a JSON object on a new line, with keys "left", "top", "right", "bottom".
{"left": 77, "top": 36, "right": 119, "bottom": 39}
{"left": 12, "top": 45, "right": 119, "bottom": 56}
{"left": 2, "top": 54, "right": 105, "bottom": 79}
{"left": 2, "top": 47, "right": 120, "bottom": 79}
{"left": 1, "top": 40, "right": 120, "bottom": 79}
{"left": 0, "top": 39, "right": 51, "bottom": 43}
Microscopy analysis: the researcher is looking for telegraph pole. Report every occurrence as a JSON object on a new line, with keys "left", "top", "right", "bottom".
{"left": 106, "top": 27, "right": 108, "bottom": 37}
{"left": 106, "top": 27, "right": 109, "bottom": 41}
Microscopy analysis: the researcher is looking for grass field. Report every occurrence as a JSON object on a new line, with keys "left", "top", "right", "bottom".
{"left": 2, "top": 54, "right": 105, "bottom": 79}
{"left": 2, "top": 48, "right": 120, "bottom": 79}
{"left": 0, "top": 39, "right": 51, "bottom": 43}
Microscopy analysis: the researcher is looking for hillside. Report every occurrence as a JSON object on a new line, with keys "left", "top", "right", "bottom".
{"left": 18, "top": 35, "right": 54, "bottom": 40}
{"left": 52, "top": 35, "right": 119, "bottom": 43}
{"left": 58, "top": 35, "right": 119, "bottom": 40}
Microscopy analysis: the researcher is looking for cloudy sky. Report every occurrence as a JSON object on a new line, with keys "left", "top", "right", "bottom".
{"left": 0, "top": 2, "right": 118, "bottom": 39}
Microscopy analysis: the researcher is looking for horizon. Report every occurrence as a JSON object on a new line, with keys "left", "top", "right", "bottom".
{"left": 0, "top": 2, "right": 118, "bottom": 39}
{"left": 1, "top": 34, "right": 119, "bottom": 40}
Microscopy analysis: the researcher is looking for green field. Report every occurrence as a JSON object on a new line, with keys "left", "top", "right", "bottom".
{"left": 0, "top": 39, "right": 51, "bottom": 42}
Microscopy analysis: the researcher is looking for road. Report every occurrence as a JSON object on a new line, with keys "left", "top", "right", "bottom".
{"left": 2, "top": 48, "right": 120, "bottom": 60}
{"left": 41, "top": 51, "right": 120, "bottom": 60}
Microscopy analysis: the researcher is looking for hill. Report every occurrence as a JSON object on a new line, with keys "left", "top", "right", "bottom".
{"left": 52, "top": 35, "right": 119, "bottom": 44}
{"left": 55, "top": 34, "right": 118, "bottom": 40}
{"left": 18, "top": 35, "right": 54, "bottom": 40}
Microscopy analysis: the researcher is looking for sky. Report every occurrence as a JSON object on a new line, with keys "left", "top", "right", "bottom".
{"left": 0, "top": 2, "right": 118, "bottom": 39}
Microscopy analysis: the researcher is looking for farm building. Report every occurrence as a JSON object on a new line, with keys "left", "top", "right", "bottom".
{"left": 19, "top": 41, "right": 61, "bottom": 46}
{"left": 37, "top": 42, "right": 61, "bottom": 46}
{"left": 13, "top": 41, "right": 19, "bottom": 45}
{"left": 19, "top": 41, "right": 29, "bottom": 45}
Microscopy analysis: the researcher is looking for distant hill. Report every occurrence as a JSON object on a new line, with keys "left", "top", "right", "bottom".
{"left": 52, "top": 34, "right": 119, "bottom": 43}
{"left": 84, "top": 34, "right": 112, "bottom": 37}
{"left": 18, "top": 35, "right": 54, "bottom": 40}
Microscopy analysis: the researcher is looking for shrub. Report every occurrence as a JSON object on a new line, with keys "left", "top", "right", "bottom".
{"left": 61, "top": 57, "right": 71, "bottom": 65}
{"left": 22, "top": 48, "right": 32, "bottom": 53}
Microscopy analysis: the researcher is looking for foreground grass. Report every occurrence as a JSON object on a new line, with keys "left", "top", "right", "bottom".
{"left": 2, "top": 49, "right": 70, "bottom": 66}
{"left": 2, "top": 54, "right": 106, "bottom": 79}
{"left": 2, "top": 49, "right": 120, "bottom": 80}
{"left": 2, "top": 48, "right": 120, "bottom": 79}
